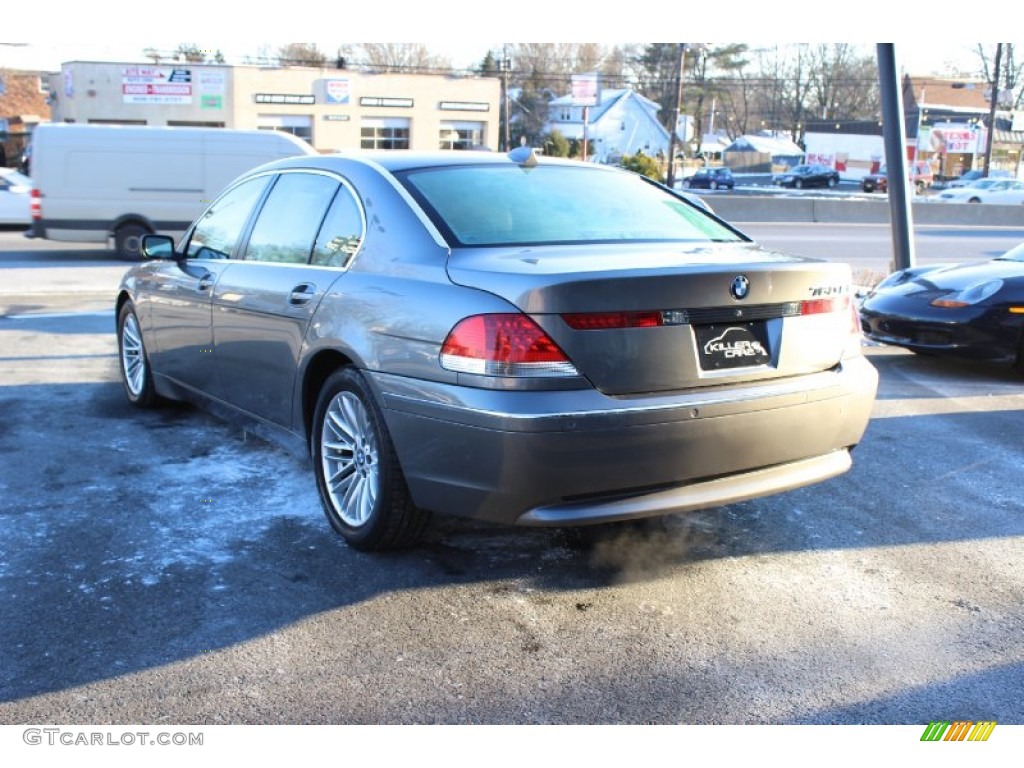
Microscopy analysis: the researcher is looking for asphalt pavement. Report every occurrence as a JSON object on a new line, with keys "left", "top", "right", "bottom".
{"left": 1, "top": 234, "right": 1022, "bottom": 726}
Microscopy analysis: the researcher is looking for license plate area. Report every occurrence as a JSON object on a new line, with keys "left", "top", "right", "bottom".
{"left": 695, "top": 321, "right": 771, "bottom": 370}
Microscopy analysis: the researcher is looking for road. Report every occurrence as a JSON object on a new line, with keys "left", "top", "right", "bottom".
{"left": 1, "top": 230, "right": 1022, "bottom": 728}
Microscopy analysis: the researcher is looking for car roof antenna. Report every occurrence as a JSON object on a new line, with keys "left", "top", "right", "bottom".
{"left": 508, "top": 145, "right": 539, "bottom": 168}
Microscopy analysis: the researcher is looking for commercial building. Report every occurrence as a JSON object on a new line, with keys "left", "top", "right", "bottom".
{"left": 47, "top": 61, "right": 500, "bottom": 153}
{"left": 802, "top": 75, "right": 1024, "bottom": 181}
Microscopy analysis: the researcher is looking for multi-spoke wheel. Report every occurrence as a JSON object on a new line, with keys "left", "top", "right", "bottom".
{"left": 312, "top": 368, "right": 430, "bottom": 550}
{"left": 117, "top": 301, "right": 158, "bottom": 407}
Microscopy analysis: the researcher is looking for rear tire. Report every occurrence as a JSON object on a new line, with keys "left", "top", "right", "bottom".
{"left": 312, "top": 368, "right": 430, "bottom": 551}
{"left": 827, "top": 177, "right": 837, "bottom": 188}
{"left": 114, "top": 223, "right": 150, "bottom": 260}
{"left": 710, "top": 180, "right": 718, "bottom": 190}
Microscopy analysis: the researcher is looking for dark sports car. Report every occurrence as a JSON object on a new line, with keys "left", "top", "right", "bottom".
{"left": 859, "top": 243, "right": 1024, "bottom": 372}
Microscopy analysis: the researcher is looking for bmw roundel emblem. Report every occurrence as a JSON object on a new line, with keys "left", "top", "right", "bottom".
{"left": 731, "top": 275, "right": 750, "bottom": 300}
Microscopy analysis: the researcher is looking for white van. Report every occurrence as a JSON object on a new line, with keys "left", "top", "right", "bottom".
{"left": 25, "top": 124, "right": 316, "bottom": 258}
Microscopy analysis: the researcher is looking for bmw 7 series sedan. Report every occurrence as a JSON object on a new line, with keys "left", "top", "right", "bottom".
{"left": 117, "top": 149, "right": 878, "bottom": 550}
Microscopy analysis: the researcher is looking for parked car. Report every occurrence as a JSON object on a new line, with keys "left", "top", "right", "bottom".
{"left": 934, "top": 178, "right": 1024, "bottom": 203}
{"left": 682, "top": 167, "right": 735, "bottom": 190}
{"left": 859, "top": 242, "right": 1024, "bottom": 373}
{"left": 860, "top": 161, "right": 934, "bottom": 194}
{"left": 0, "top": 168, "right": 32, "bottom": 226}
{"left": 947, "top": 169, "right": 1012, "bottom": 188}
{"left": 774, "top": 164, "right": 840, "bottom": 189}
{"left": 118, "top": 149, "right": 878, "bottom": 551}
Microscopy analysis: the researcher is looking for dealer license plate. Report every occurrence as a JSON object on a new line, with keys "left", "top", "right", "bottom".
{"left": 695, "top": 322, "right": 771, "bottom": 370}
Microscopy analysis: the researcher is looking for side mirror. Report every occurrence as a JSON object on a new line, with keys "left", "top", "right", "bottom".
{"left": 141, "top": 234, "right": 178, "bottom": 260}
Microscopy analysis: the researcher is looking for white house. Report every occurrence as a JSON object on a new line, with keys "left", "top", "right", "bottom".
{"left": 544, "top": 88, "right": 670, "bottom": 163}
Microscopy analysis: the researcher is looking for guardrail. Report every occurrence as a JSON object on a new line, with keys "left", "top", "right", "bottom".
{"left": 706, "top": 195, "right": 1024, "bottom": 226}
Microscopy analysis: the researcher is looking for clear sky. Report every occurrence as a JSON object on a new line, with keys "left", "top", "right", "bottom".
{"left": 1, "top": 40, "right": 994, "bottom": 80}
{"left": 0, "top": 2, "right": 1008, "bottom": 79}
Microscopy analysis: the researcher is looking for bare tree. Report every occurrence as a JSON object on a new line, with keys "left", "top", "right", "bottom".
{"left": 277, "top": 43, "right": 328, "bottom": 68}
{"left": 975, "top": 43, "right": 1024, "bottom": 109}
{"left": 357, "top": 44, "right": 451, "bottom": 73}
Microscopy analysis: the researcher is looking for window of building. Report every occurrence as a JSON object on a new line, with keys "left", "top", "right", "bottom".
{"left": 244, "top": 173, "right": 339, "bottom": 264}
{"left": 360, "top": 117, "right": 410, "bottom": 149}
{"left": 439, "top": 121, "right": 485, "bottom": 150}
{"left": 256, "top": 114, "right": 313, "bottom": 143}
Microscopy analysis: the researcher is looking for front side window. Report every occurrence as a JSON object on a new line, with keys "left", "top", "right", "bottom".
{"left": 399, "top": 164, "right": 745, "bottom": 247}
{"left": 185, "top": 176, "right": 271, "bottom": 260}
{"left": 244, "top": 173, "right": 339, "bottom": 264}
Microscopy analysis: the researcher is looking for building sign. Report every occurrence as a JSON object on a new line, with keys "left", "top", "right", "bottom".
{"left": 359, "top": 97, "right": 413, "bottom": 108}
{"left": 806, "top": 152, "right": 836, "bottom": 168}
{"left": 324, "top": 79, "right": 351, "bottom": 104}
{"left": 201, "top": 95, "right": 223, "bottom": 110}
{"left": 570, "top": 72, "right": 600, "bottom": 107}
{"left": 928, "top": 127, "right": 978, "bottom": 154}
{"left": 198, "top": 71, "right": 225, "bottom": 95}
{"left": 123, "top": 67, "right": 193, "bottom": 104}
{"left": 439, "top": 101, "right": 489, "bottom": 112}
{"left": 254, "top": 93, "right": 316, "bottom": 105}
{"left": 323, "top": 115, "right": 350, "bottom": 121}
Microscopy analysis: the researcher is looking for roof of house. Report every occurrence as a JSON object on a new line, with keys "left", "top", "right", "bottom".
{"left": 0, "top": 69, "right": 51, "bottom": 124}
{"left": 548, "top": 88, "right": 661, "bottom": 123}
{"left": 724, "top": 134, "right": 804, "bottom": 156}
{"left": 903, "top": 76, "right": 992, "bottom": 111}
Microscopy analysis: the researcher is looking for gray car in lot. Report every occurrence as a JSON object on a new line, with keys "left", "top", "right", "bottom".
{"left": 116, "top": 149, "right": 878, "bottom": 550}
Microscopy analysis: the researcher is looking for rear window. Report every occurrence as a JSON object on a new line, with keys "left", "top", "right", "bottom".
{"left": 397, "top": 164, "right": 744, "bottom": 247}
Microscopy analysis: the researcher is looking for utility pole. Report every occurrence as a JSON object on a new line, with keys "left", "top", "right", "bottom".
{"left": 501, "top": 45, "right": 512, "bottom": 152}
{"left": 983, "top": 43, "right": 1003, "bottom": 176}
{"left": 666, "top": 43, "right": 687, "bottom": 188}
{"left": 877, "top": 44, "right": 916, "bottom": 272}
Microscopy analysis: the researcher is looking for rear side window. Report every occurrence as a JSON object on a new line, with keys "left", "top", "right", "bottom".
{"left": 244, "top": 172, "right": 339, "bottom": 264}
{"left": 311, "top": 184, "right": 365, "bottom": 269}
{"left": 185, "top": 176, "right": 271, "bottom": 260}
{"left": 399, "top": 164, "right": 742, "bottom": 247}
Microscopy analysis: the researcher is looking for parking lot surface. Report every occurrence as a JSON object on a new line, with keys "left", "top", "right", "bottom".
{"left": 1, "top": 233, "right": 1022, "bottom": 724}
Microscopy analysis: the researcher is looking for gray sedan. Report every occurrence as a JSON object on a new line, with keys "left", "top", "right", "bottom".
{"left": 117, "top": 149, "right": 878, "bottom": 550}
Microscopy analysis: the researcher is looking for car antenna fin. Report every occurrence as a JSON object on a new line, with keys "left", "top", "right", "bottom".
{"left": 508, "top": 145, "right": 539, "bottom": 168}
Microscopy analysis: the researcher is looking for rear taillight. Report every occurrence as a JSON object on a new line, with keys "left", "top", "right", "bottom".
{"left": 799, "top": 296, "right": 849, "bottom": 316}
{"left": 561, "top": 311, "right": 663, "bottom": 330}
{"left": 440, "top": 314, "right": 579, "bottom": 377}
{"left": 30, "top": 188, "right": 41, "bottom": 220}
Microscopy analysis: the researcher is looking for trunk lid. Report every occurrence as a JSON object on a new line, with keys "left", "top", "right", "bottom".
{"left": 447, "top": 241, "right": 856, "bottom": 394}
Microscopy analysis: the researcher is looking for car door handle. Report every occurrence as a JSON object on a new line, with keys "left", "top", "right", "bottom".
{"left": 197, "top": 273, "right": 214, "bottom": 291}
{"left": 289, "top": 283, "right": 317, "bottom": 305}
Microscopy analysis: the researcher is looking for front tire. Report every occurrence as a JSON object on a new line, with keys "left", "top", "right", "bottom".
{"left": 312, "top": 368, "right": 430, "bottom": 550}
{"left": 827, "top": 177, "right": 837, "bottom": 188}
{"left": 709, "top": 180, "right": 719, "bottom": 190}
{"left": 795, "top": 179, "right": 804, "bottom": 189}
{"left": 117, "top": 301, "right": 158, "bottom": 408}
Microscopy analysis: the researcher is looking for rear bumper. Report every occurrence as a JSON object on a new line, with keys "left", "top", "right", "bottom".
{"left": 368, "top": 356, "right": 878, "bottom": 526}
